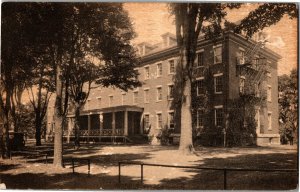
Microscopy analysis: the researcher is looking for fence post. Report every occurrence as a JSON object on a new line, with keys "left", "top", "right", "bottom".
{"left": 223, "top": 169, "right": 227, "bottom": 190}
{"left": 72, "top": 159, "right": 75, "bottom": 174}
{"left": 141, "top": 164, "right": 144, "bottom": 184}
{"left": 118, "top": 162, "right": 121, "bottom": 183}
{"left": 87, "top": 159, "right": 90, "bottom": 176}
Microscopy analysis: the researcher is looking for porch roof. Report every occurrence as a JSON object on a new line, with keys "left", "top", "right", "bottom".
{"left": 79, "top": 105, "right": 144, "bottom": 116}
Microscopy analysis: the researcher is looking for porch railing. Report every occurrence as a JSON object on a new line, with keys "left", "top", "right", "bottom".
{"left": 63, "top": 129, "right": 124, "bottom": 136}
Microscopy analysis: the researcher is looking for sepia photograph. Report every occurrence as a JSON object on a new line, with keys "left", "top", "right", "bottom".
{"left": 0, "top": 2, "right": 298, "bottom": 190}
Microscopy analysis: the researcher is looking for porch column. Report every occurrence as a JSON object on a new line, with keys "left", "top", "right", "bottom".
{"left": 140, "top": 114, "right": 143, "bottom": 134}
{"left": 99, "top": 112, "right": 103, "bottom": 135}
{"left": 88, "top": 114, "right": 91, "bottom": 142}
{"left": 124, "top": 110, "right": 128, "bottom": 136}
{"left": 112, "top": 111, "right": 116, "bottom": 135}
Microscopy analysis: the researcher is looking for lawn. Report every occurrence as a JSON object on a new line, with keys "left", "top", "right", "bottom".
{"left": 0, "top": 141, "right": 298, "bottom": 190}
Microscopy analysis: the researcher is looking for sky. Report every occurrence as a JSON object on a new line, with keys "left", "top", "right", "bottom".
{"left": 124, "top": 3, "right": 298, "bottom": 75}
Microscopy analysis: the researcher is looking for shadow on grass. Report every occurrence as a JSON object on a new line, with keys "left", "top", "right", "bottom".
{"left": 3, "top": 144, "right": 298, "bottom": 190}
{"left": 146, "top": 152, "right": 298, "bottom": 190}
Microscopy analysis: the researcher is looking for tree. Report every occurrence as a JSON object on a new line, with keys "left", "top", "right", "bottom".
{"left": 1, "top": 3, "right": 38, "bottom": 158}
{"left": 45, "top": 3, "right": 139, "bottom": 166}
{"left": 169, "top": 3, "right": 297, "bottom": 154}
{"left": 278, "top": 69, "right": 297, "bottom": 145}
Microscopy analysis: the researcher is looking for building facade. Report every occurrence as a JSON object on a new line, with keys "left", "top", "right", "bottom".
{"left": 46, "top": 31, "right": 281, "bottom": 146}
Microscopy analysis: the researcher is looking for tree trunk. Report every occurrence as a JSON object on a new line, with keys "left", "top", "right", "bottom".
{"left": 74, "top": 103, "right": 81, "bottom": 149}
{"left": 35, "top": 116, "right": 42, "bottom": 146}
{"left": 53, "top": 65, "right": 64, "bottom": 167}
{"left": 178, "top": 48, "right": 194, "bottom": 154}
{"left": 1, "top": 112, "right": 10, "bottom": 158}
{"left": 179, "top": 77, "right": 194, "bottom": 154}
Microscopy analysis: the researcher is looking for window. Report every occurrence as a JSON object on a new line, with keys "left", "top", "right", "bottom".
{"left": 213, "top": 45, "right": 222, "bottom": 64}
{"left": 197, "top": 109, "right": 204, "bottom": 128}
{"left": 239, "top": 76, "right": 245, "bottom": 94}
{"left": 144, "top": 89, "right": 149, "bottom": 103}
{"left": 239, "top": 49, "right": 245, "bottom": 64}
{"left": 168, "top": 112, "right": 175, "bottom": 129}
{"left": 97, "top": 97, "right": 101, "bottom": 107}
{"left": 215, "top": 107, "right": 223, "bottom": 127}
{"left": 267, "top": 85, "right": 272, "bottom": 102}
{"left": 157, "top": 113, "right": 163, "bottom": 129}
{"left": 157, "top": 63, "right": 162, "bottom": 77}
{"left": 121, "top": 93, "right": 126, "bottom": 105}
{"left": 196, "top": 79, "right": 204, "bottom": 95}
{"left": 133, "top": 91, "right": 138, "bottom": 104}
{"left": 168, "top": 84, "right": 174, "bottom": 100}
{"left": 157, "top": 86, "right": 162, "bottom": 101}
{"left": 169, "top": 60, "right": 175, "bottom": 74}
{"left": 214, "top": 74, "right": 223, "bottom": 94}
{"left": 109, "top": 95, "right": 113, "bottom": 107}
{"left": 144, "top": 114, "right": 150, "bottom": 131}
{"left": 86, "top": 99, "right": 91, "bottom": 109}
{"left": 144, "top": 66, "right": 150, "bottom": 80}
{"left": 255, "top": 108, "right": 260, "bottom": 134}
{"left": 268, "top": 112, "right": 272, "bottom": 130}
{"left": 196, "top": 51, "right": 204, "bottom": 67}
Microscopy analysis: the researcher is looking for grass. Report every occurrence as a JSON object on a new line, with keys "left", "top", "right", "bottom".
{"left": 0, "top": 141, "right": 298, "bottom": 190}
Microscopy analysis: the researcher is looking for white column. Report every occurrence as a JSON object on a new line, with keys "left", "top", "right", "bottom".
{"left": 88, "top": 115, "right": 91, "bottom": 142}
{"left": 99, "top": 112, "right": 103, "bottom": 135}
{"left": 124, "top": 110, "right": 128, "bottom": 136}
{"left": 112, "top": 111, "right": 116, "bottom": 135}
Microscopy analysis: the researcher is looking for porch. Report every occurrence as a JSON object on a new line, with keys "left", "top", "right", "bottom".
{"left": 65, "top": 105, "right": 144, "bottom": 140}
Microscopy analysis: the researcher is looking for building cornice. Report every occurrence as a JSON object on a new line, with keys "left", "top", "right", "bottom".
{"left": 138, "top": 31, "right": 282, "bottom": 66}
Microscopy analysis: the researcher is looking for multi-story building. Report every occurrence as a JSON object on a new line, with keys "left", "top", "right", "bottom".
{"left": 46, "top": 31, "right": 281, "bottom": 146}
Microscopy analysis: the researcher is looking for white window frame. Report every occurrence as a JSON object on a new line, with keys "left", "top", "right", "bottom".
{"left": 214, "top": 105, "right": 223, "bottom": 127}
{"left": 157, "top": 62, "right": 163, "bottom": 77}
{"left": 197, "top": 108, "right": 205, "bottom": 128}
{"left": 168, "top": 59, "right": 176, "bottom": 74}
{"left": 267, "top": 85, "right": 272, "bottom": 102}
{"left": 156, "top": 86, "right": 163, "bottom": 102}
{"left": 121, "top": 92, "right": 126, "bottom": 105}
{"left": 196, "top": 49, "right": 204, "bottom": 68}
{"left": 168, "top": 110, "right": 175, "bottom": 129}
{"left": 96, "top": 97, "right": 101, "bottom": 108}
{"left": 144, "top": 65, "right": 150, "bottom": 80}
{"left": 144, "top": 88, "right": 150, "bottom": 103}
{"left": 167, "top": 84, "right": 174, "bottom": 100}
{"left": 133, "top": 91, "right": 138, "bottom": 105}
{"left": 144, "top": 113, "right": 150, "bottom": 130}
{"left": 196, "top": 77, "right": 205, "bottom": 96}
{"left": 255, "top": 108, "right": 261, "bottom": 134}
{"left": 238, "top": 47, "right": 245, "bottom": 65}
{"left": 213, "top": 44, "right": 222, "bottom": 64}
{"left": 268, "top": 112, "right": 272, "bottom": 130}
{"left": 86, "top": 99, "right": 91, "bottom": 110}
{"left": 214, "top": 73, "right": 223, "bottom": 94}
{"left": 108, "top": 95, "right": 113, "bottom": 107}
{"left": 156, "top": 112, "right": 163, "bottom": 129}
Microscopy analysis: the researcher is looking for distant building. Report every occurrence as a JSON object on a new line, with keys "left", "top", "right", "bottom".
{"left": 46, "top": 31, "right": 281, "bottom": 146}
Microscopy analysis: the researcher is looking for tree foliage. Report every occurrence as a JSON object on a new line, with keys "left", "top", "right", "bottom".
{"left": 278, "top": 69, "right": 297, "bottom": 144}
{"left": 169, "top": 3, "right": 297, "bottom": 152}
{"left": 237, "top": 3, "right": 298, "bottom": 37}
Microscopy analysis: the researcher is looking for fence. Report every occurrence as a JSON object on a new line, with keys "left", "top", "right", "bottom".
{"left": 9, "top": 151, "right": 90, "bottom": 176}
{"left": 118, "top": 161, "right": 298, "bottom": 189}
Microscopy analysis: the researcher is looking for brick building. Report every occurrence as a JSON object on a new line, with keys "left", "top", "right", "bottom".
{"left": 46, "top": 31, "right": 281, "bottom": 146}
